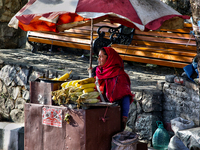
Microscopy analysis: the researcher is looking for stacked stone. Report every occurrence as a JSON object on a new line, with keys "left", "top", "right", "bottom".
{"left": 163, "top": 78, "right": 200, "bottom": 127}
{"left": 0, "top": 0, "right": 27, "bottom": 49}
{"left": 128, "top": 88, "right": 163, "bottom": 145}
{"left": 0, "top": 65, "right": 34, "bottom": 123}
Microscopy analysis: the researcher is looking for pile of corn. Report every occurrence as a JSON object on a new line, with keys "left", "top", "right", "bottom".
{"left": 51, "top": 77, "right": 100, "bottom": 108}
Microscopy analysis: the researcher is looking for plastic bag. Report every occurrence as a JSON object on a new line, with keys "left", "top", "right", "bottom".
{"left": 111, "top": 131, "right": 138, "bottom": 150}
{"left": 170, "top": 117, "right": 195, "bottom": 135}
{"left": 176, "top": 127, "right": 200, "bottom": 150}
{"left": 168, "top": 136, "right": 189, "bottom": 150}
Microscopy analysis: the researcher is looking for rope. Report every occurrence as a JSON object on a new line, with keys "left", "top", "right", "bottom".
{"left": 100, "top": 106, "right": 109, "bottom": 122}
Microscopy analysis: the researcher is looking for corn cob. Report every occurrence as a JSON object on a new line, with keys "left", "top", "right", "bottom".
{"left": 61, "top": 81, "right": 69, "bottom": 88}
{"left": 72, "top": 80, "right": 80, "bottom": 86}
{"left": 83, "top": 88, "right": 94, "bottom": 93}
{"left": 75, "top": 83, "right": 81, "bottom": 87}
{"left": 52, "top": 78, "right": 58, "bottom": 81}
{"left": 80, "top": 83, "right": 95, "bottom": 89}
{"left": 69, "top": 91, "right": 83, "bottom": 97}
{"left": 57, "top": 70, "right": 72, "bottom": 81}
{"left": 83, "top": 99, "right": 100, "bottom": 104}
{"left": 78, "top": 77, "right": 95, "bottom": 85}
{"left": 80, "top": 91, "right": 99, "bottom": 99}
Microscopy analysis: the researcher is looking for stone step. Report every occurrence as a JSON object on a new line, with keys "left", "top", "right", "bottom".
{"left": 0, "top": 122, "right": 24, "bottom": 150}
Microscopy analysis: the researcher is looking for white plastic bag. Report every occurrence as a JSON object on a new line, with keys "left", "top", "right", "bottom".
{"left": 168, "top": 136, "right": 189, "bottom": 150}
{"left": 170, "top": 117, "right": 195, "bottom": 135}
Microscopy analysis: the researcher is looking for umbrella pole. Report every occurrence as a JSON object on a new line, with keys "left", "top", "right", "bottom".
{"left": 88, "top": 18, "right": 94, "bottom": 77}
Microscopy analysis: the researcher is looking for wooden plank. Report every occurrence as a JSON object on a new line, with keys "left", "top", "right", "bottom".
{"left": 184, "top": 22, "right": 192, "bottom": 28}
{"left": 159, "top": 26, "right": 192, "bottom": 33}
{"left": 134, "top": 30, "right": 195, "bottom": 40}
{"left": 131, "top": 40, "right": 196, "bottom": 51}
{"left": 28, "top": 37, "right": 91, "bottom": 50}
{"left": 112, "top": 44, "right": 197, "bottom": 57}
{"left": 132, "top": 35, "right": 196, "bottom": 46}
{"left": 112, "top": 46, "right": 194, "bottom": 63}
{"left": 119, "top": 54, "right": 189, "bottom": 68}
{"left": 29, "top": 32, "right": 91, "bottom": 44}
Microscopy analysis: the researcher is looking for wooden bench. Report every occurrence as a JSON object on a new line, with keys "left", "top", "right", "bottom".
{"left": 27, "top": 21, "right": 197, "bottom": 68}
{"left": 27, "top": 21, "right": 119, "bottom": 53}
{"left": 108, "top": 23, "right": 197, "bottom": 68}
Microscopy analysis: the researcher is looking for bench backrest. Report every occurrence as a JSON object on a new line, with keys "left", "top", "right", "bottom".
{"left": 111, "top": 23, "right": 197, "bottom": 68}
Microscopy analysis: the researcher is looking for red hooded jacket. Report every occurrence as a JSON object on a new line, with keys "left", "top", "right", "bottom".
{"left": 96, "top": 47, "right": 134, "bottom": 103}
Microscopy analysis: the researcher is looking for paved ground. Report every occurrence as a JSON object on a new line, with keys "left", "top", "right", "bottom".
{"left": 0, "top": 48, "right": 184, "bottom": 91}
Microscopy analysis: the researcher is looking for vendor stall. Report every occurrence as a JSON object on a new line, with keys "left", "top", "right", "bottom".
{"left": 26, "top": 75, "right": 121, "bottom": 150}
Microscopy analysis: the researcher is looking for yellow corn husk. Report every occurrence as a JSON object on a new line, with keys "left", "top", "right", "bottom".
{"left": 83, "top": 99, "right": 100, "bottom": 104}
{"left": 78, "top": 77, "right": 95, "bottom": 85}
{"left": 69, "top": 87, "right": 82, "bottom": 94}
{"left": 52, "top": 96, "right": 57, "bottom": 101}
{"left": 80, "top": 91, "right": 99, "bottom": 99}
{"left": 75, "top": 83, "right": 81, "bottom": 87}
{"left": 58, "top": 70, "right": 72, "bottom": 81}
{"left": 72, "top": 80, "right": 81, "bottom": 86}
{"left": 52, "top": 78, "right": 58, "bottom": 81}
{"left": 70, "top": 96, "right": 78, "bottom": 101}
{"left": 83, "top": 88, "right": 94, "bottom": 93}
{"left": 69, "top": 91, "right": 83, "bottom": 97}
{"left": 80, "top": 83, "right": 95, "bottom": 89}
{"left": 61, "top": 81, "right": 69, "bottom": 88}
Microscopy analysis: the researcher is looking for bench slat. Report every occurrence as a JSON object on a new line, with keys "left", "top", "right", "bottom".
{"left": 112, "top": 44, "right": 196, "bottom": 57}
{"left": 112, "top": 45, "right": 194, "bottom": 63}
{"left": 132, "top": 35, "right": 196, "bottom": 46}
{"left": 131, "top": 40, "right": 196, "bottom": 51}
{"left": 134, "top": 30, "right": 195, "bottom": 40}
{"left": 28, "top": 37, "right": 91, "bottom": 50}
{"left": 120, "top": 54, "right": 189, "bottom": 68}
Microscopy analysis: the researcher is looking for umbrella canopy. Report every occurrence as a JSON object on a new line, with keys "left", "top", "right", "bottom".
{"left": 8, "top": 0, "right": 190, "bottom": 32}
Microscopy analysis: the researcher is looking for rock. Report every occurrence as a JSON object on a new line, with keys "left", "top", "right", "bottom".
{"left": 142, "top": 90, "right": 163, "bottom": 112}
{"left": 165, "top": 75, "right": 176, "bottom": 83}
{"left": 14, "top": 68, "right": 29, "bottom": 86}
{"left": 10, "top": 109, "right": 24, "bottom": 123}
{"left": 135, "top": 113, "right": 162, "bottom": 141}
{"left": 4, "top": 98, "right": 14, "bottom": 114}
{"left": 29, "top": 71, "right": 42, "bottom": 82}
{"left": 156, "top": 80, "right": 165, "bottom": 91}
{"left": 22, "top": 90, "right": 30, "bottom": 101}
{"left": 8, "top": 86, "right": 21, "bottom": 100}
{"left": 15, "top": 98, "right": 26, "bottom": 110}
{"left": 0, "top": 65, "right": 16, "bottom": 86}
{"left": 127, "top": 102, "right": 137, "bottom": 131}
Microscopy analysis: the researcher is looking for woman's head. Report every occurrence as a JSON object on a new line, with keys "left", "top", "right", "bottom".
{"left": 98, "top": 48, "right": 108, "bottom": 66}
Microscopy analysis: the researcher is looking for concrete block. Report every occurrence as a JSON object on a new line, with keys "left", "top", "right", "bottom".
{"left": 0, "top": 122, "right": 24, "bottom": 150}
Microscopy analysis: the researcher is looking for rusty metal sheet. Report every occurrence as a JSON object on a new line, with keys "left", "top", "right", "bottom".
{"left": 24, "top": 103, "right": 43, "bottom": 150}
{"left": 30, "top": 81, "right": 64, "bottom": 105}
{"left": 30, "top": 81, "right": 53, "bottom": 105}
{"left": 25, "top": 104, "right": 121, "bottom": 150}
{"left": 63, "top": 108, "right": 86, "bottom": 150}
{"left": 85, "top": 106, "right": 121, "bottom": 150}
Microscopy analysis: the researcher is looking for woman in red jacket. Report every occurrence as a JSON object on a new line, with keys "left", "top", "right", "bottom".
{"left": 93, "top": 47, "right": 134, "bottom": 130}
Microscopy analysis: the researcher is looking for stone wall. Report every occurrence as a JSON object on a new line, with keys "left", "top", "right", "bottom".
{"left": 0, "top": 0, "right": 27, "bottom": 49}
{"left": 161, "top": 0, "right": 192, "bottom": 16}
{"left": 127, "top": 77, "right": 199, "bottom": 145}
{"left": 163, "top": 81, "right": 200, "bottom": 126}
